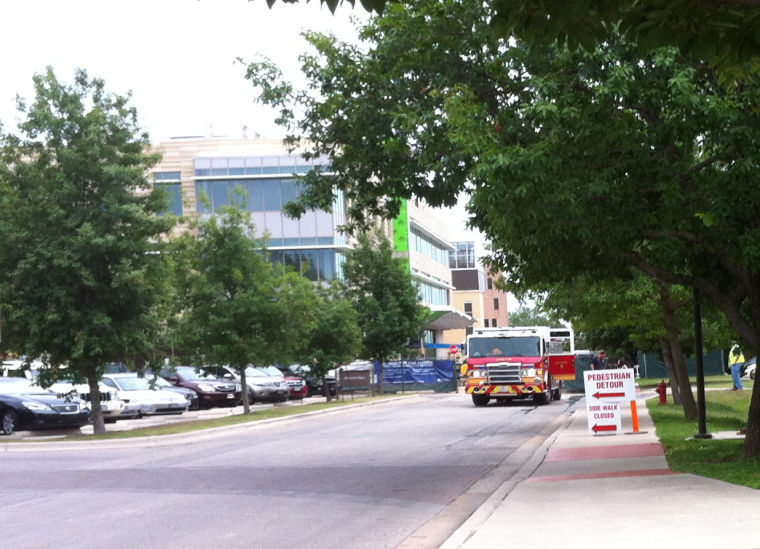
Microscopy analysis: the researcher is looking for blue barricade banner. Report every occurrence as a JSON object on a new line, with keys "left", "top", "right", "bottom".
{"left": 375, "top": 359, "right": 455, "bottom": 384}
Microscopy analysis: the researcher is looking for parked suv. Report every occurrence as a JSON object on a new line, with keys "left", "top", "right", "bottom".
{"left": 159, "top": 366, "right": 242, "bottom": 408}
{"left": 211, "top": 366, "right": 289, "bottom": 404}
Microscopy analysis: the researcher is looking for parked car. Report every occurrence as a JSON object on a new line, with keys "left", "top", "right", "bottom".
{"left": 0, "top": 377, "right": 91, "bottom": 435}
{"left": 159, "top": 366, "right": 242, "bottom": 408}
{"left": 742, "top": 357, "right": 756, "bottom": 380}
{"left": 101, "top": 373, "right": 190, "bottom": 417}
{"left": 292, "top": 364, "right": 339, "bottom": 397}
{"left": 144, "top": 372, "right": 199, "bottom": 411}
{"left": 212, "top": 365, "right": 289, "bottom": 403}
{"left": 263, "top": 365, "right": 308, "bottom": 399}
{"left": 46, "top": 379, "right": 136, "bottom": 423}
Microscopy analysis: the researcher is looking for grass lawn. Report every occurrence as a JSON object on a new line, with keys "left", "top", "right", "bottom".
{"left": 644, "top": 376, "right": 760, "bottom": 489}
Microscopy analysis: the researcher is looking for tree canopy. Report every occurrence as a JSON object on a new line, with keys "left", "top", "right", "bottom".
{"left": 266, "top": 0, "right": 760, "bottom": 68}
{"left": 300, "top": 282, "right": 362, "bottom": 401}
{"left": 171, "top": 203, "right": 317, "bottom": 414}
{"left": 247, "top": 0, "right": 760, "bottom": 454}
{"left": 0, "top": 68, "right": 174, "bottom": 433}
{"left": 343, "top": 231, "right": 423, "bottom": 392}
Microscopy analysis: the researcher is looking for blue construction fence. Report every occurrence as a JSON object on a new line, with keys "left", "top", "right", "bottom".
{"left": 374, "top": 359, "right": 458, "bottom": 393}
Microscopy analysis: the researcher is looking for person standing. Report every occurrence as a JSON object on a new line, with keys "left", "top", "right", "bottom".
{"left": 591, "top": 350, "right": 608, "bottom": 370}
{"left": 729, "top": 342, "right": 745, "bottom": 391}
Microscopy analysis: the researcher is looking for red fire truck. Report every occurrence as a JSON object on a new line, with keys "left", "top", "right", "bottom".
{"left": 462, "top": 326, "right": 576, "bottom": 406}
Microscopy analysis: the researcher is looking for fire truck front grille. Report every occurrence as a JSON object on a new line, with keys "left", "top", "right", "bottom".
{"left": 486, "top": 363, "right": 522, "bottom": 384}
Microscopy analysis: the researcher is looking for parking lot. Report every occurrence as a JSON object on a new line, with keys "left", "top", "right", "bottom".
{"left": 10, "top": 394, "right": 339, "bottom": 440}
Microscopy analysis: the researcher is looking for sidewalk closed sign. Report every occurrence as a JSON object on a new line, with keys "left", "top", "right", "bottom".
{"left": 584, "top": 368, "right": 636, "bottom": 435}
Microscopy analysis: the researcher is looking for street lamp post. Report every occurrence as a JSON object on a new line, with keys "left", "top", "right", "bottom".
{"left": 693, "top": 286, "right": 712, "bottom": 440}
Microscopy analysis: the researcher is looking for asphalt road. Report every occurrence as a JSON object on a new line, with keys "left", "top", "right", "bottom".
{"left": 2, "top": 392, "right": 580, "bottom": 549}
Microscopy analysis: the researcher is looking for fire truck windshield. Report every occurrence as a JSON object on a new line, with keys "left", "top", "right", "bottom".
{"left": 468, "top": 336, "right": 541, "bottom": 358}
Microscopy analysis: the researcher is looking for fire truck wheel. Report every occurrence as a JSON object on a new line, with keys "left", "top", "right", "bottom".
{"left": 552, "top": 387, "right": 561, "bottom": 400}
{"left": 472, "top": 394, "right": 490, "bottom": 407}
{"left": 534, "top": 391, "right": 550, "bottom": 405}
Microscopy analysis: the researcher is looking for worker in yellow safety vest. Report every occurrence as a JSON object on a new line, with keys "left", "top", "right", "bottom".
{"left": 729, "top": 343, "right": 745, "bottom": 391}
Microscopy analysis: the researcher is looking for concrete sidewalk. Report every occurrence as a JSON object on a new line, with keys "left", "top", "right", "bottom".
{"left": 443, "top": 391, "right": 760, "bottom": 549}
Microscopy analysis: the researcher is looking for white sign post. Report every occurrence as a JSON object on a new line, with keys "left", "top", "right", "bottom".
{"left": 584, "top": 368, "right": 638, "bottom": 435}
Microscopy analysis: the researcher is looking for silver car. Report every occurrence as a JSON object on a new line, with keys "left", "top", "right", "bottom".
{"left": 101, "top": 374, "right": 189, "bottom": 417}
{"left": 218, "top": 366, "right": 289, "bottom": 403}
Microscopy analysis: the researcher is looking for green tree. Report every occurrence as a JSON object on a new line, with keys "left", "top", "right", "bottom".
{"left": 300, "top": 282, "right": 362, "bottom": 401}
{"left": 246, "top": 0, "right": 760, "bottom": 455}
{"left": 343, "top": 231, "right": 423, "bottom": 394}
{"left": 172, "top": 203, "right": 317, "bottom": 414}
{"left": 508, "top": 306, "right": 560, "bottom": 328}
{"left": 0, "top": 68, "right": 174, "bottom": 433}
{"left": 266, "top": 0, "right": 760, "bottom": 69}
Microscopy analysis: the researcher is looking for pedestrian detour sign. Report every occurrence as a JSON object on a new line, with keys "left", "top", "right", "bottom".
{"left": 583, "top": 368, "right": 636, "bottom": 435}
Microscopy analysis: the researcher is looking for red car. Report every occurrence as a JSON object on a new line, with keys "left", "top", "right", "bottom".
{"left": 265, "top": 366, "right": 308, "bottom": 399}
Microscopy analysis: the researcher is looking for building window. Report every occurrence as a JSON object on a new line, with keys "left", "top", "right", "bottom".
{"left": 487, "top": 277, "right": 493, "bottom": 289}
{"left": 196, "top": 178, "right": 306, "bottom": 214}
{"left": 484, "top": 319, "right": 489, "bottom": 327}
{"left": 449, "top": 241, "right": 476, "bottom": 269}
{"left": 493, "top": 298, "right": 500, "bottom": 309}
{"left": 268, "top": 249, "right": 337, "bottom": 282}
{"left": 414, "top": 280, "right": 449, "bottom": 306}
{"left": 464, "top": 302, "right": 473, "bottom": 315}
{"left": 410, "top": 227, "right": 450, "bottom": 267}
{"left": 154, "top": 171, "right": 181, "bottom": 182}
{"left": 156, "top": 183, "right": 183, "bottom": 216}
{"left": 492, "top": 318, "right": 497, "bottom": 326}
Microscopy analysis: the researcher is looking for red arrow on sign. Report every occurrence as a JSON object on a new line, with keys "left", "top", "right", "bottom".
{"left": 592, "top": 424, "right": 618, "bottom": 433}
{"left": 593, "top": 391, "right": 626, "bottom": 399}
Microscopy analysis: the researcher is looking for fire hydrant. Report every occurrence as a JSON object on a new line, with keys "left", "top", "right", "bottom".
{"left": 656, "top": 380, "right": 668, "bottom": 405}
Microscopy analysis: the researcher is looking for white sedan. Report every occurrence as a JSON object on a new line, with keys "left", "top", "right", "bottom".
{"left": 101, "top": 374, "right": 189, "bottom": 417}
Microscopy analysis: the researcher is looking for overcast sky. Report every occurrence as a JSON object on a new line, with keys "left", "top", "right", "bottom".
{"left": 0, "top": 0, "right": 367, "bottom": 142}
{"left": 0, "top": 0, "right": 495, "bottom": 279}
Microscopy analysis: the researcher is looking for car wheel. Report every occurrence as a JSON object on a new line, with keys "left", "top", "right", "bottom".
{"left": 2, "top": 408, "right": 17, "bottom": 435}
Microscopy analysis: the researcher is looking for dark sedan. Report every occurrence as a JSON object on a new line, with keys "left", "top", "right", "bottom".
{"left": 159, "top": 366, "right": 242, "bottom": 408}
{"left": 0, "top": 377, "right": 91, "bottom": 435}
{"left": 145, "top": 371, "right": 200, "bottom": 411}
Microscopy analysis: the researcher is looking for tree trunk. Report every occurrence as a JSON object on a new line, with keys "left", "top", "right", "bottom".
{"left": 377, "top": 356, "right": 385, "bottom": 396}
{"left": 744, "top": 381, "right": 760, "bottom": 456}
{"left": 87, "top": 375, "right": 106, "bottom": 435}
{"left": 240, "top": 366, "right": 250, "bottom": 414}
{"left": 659, "top": 284, "right": 698, "bottom": 419}
{"left": 660, "top": 337, "right": 681, "bottom": 405}
{"left": 323, "top": 372, "right": 332, "bottom": 402}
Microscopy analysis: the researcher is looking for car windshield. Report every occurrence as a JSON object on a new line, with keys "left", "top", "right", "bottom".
{"left": 262, "top": 366, "right": 284, "bottom": 377}
{"left": 109, "top": 376, "right": 154, "bottom": 391}
{"left": 148, "top": 375, "right": 172, "bottom": 387}
{"left": 175, "top": 366, "right": 218, "bottom": 381}
{"left": 244, "top": 367, "right": 269, "bottom": 378}
{"left": 0, "top": 377, "right": 50, "bottom": 395}
{"left": 468, "top": 336, "right": 541, "bottom": 358}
